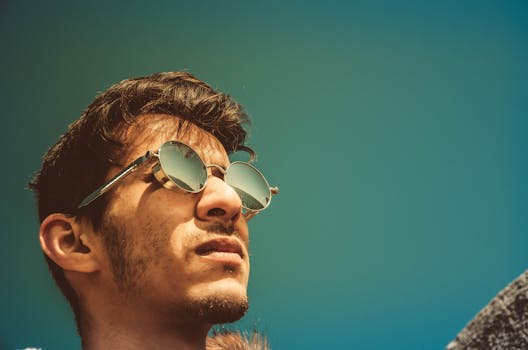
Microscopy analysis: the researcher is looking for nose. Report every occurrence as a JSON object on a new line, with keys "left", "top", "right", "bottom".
{"left": 195, "top": 176, "right": 243, "bottom": 225}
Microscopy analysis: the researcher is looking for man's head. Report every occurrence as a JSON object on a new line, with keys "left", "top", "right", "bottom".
{"left": 29, "top": 72, "right": 263, "bottom": 335}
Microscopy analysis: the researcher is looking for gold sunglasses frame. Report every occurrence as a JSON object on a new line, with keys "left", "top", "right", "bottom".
{"left": 77, "top": 141, "right": 278, "bottom": 221}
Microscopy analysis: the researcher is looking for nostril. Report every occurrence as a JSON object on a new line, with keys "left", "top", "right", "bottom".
{"left": 207, "top": 208, "right": 226, "bottom": 217}
{"left": 231, "top": 212, "right": 240, "bottom": 222}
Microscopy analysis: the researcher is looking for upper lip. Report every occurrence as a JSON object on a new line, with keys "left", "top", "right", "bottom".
{"left": 195, "top": 238, "right": 245, "bottom": 259}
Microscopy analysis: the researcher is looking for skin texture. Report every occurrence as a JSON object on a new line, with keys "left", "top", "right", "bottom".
{"left": 39, "top": 114, "right": 251, "bottom": 350}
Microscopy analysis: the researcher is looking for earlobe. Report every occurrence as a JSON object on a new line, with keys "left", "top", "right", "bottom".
{"left": 39, "top": 213, "right": 101, "bottom": 273}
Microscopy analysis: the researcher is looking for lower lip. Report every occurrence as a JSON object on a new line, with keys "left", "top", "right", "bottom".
{"left": 198, "top": 251, "right": 244, "bottom": 265}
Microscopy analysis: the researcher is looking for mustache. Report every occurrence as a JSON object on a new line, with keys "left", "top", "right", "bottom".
{"left": 205, "top": 222, "right": 236, "bottom": 235}
{"left": 193, "top": 222, "right": 247, "bottom": 248}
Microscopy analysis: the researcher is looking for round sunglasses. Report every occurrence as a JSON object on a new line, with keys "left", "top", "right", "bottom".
{"left": 77, "top": 141, "right": 278, "bottom": 220}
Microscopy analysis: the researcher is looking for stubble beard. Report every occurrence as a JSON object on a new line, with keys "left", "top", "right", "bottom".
{"left": 176, "top": 291, "right": 249, "bottom": 325}
{"left": 100, "top": 218, "right": 250, "bottom": 325}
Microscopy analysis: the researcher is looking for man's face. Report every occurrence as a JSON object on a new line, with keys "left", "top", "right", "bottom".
{"left": 94, "top": 115, "right": 250, "bottom": 324}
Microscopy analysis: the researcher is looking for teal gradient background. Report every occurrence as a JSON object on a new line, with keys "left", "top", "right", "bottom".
{"left": 2, "top": 1, "right": 528, "bottom": 348}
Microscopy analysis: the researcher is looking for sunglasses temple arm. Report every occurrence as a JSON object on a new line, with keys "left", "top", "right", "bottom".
{"left": 77, "top": 151, "right": 153, "bottom": 209}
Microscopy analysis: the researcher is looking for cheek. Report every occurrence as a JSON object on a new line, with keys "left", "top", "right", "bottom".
{"left": 108, "top": 187, "right": 198, "bottom": 257}
{"left": 139, "top": 207, "right": 194, "bottom": 258}
{"left": 143, "top": 187, "right": 199, "bottom": 220}
{"left": 168, "top": 225, "right": 190, "bottom": 263}
{"left": 111, "top": 181, "right": 199, "bottom": 228}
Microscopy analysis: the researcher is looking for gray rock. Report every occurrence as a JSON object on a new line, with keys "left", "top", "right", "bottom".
{"left": 446, "top": 270, "right": 528, "bottom": 350}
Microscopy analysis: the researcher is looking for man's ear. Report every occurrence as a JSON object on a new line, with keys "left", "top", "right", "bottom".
{"left": 39, "top": 213, "right": 101, "bottom": 273}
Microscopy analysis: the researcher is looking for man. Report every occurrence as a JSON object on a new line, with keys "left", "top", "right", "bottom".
{"left": 29, "top": 72, "right": 276, "bottom": 349}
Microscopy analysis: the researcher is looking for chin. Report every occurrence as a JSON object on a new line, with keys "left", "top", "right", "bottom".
{"left": 209, "top": 275, "right": 248, "bottom": 294}
{"left": 182, "top": 279, "right": 249, "bottom": 324}
{"left": 194, "top": 277, "right": 249, "bottom": 307}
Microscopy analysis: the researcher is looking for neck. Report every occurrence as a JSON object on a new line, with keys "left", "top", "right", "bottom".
{"left": 79, "top": 301, "right": 211, "bottom": 350}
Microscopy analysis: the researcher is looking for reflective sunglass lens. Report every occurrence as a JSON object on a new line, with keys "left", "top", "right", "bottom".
{"left": 225, "top": 162, "right": 271, "bottom": 210}
{"left": 159, "top": 142, "right": 207, "bottom": 192}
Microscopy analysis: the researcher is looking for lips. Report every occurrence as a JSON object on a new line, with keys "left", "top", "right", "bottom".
{"left": 195, "top": 238, "right": 244, "bottom": 259}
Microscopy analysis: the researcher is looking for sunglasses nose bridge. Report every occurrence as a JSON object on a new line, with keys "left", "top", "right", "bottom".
{"left": 205, "top": 163, "right": 227, "bottom": 175}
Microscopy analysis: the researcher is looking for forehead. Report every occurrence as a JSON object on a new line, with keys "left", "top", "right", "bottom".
{"left": 120, "top": 114, "right": 229, "bottom": 165}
